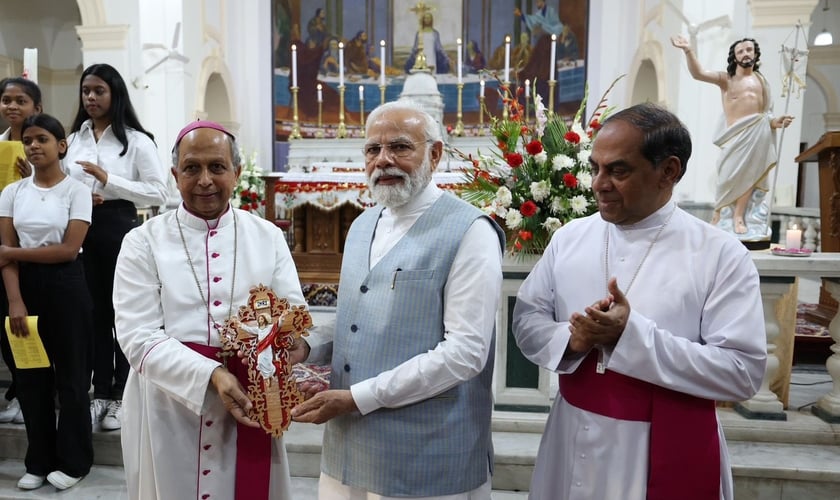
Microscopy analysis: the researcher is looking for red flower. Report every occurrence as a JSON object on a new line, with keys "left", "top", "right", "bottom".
{"left": 250, "top": 192, "right": 259, "bottom": 201}
{"left": 518, "top": 230, "right": 533, "bottom": 241}
{"left": 446, "top": 125, "right": 453, "bottom": 134}
{"left": 563, "top": 173, "right": 578, "bottom": 188}
{"left": 498, "top": 141, "right": 508, "bottom": 153}
{"left": 564, "top": 131, "right": 581, "bottom": 144}
{"left": 520, "top": 200, "right": 538, "bottom": 217}
{"left": 520, "top": 125, "right": 528, "bottom": 135}
{"left": 251, "top": 202, "right": 260, "bottom": 211}
{"left": 589, "top": 119, "right": 602, "bottom": 130}
{"left": 505, "top": 152, "right": 524, "bottom": 168}
{"left": 514, "top": 240, "right": 523, "bottom": 251}
{"left": 525, "top": 140, "right": 543, "bottom": 155}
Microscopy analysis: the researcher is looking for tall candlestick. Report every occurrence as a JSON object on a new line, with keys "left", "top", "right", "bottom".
{"left": 338, "top": 42, "right": 345, "bottom": 88}
{"left": 23, "top": 48, "right": 38, "bottom": 83}
{"left": 504, "top": 35, "right": 511, "bottom": 82}
{"left": 456, "top": 38, "right": 463, "bottom": 84}
{"left": 291, "top": 44, "right": 298, "bottom": 88}
{"left": 317, "top": 83, "right": 323, "bottom": 103}
{"left": 549, "top": 34, "right": 557, "bottom": 82}
{"left": 380, "top": 40, "right": 386, "bottom": 87}
{"left": 479, "top": 76, "right": 485, "bottom": 95}
{"left": 525, "top": 79, "right": 530, "bottom": 98}
{"left": 316, "top": 84, "right": 324, "bottom": 138}
{"left": 359, "top": 85, "right": 364, "bottom": 101}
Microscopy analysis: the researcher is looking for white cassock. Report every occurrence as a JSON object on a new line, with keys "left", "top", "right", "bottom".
{"left": 114, "top": 205, "right": 305, "bottom": 500}
{"left": 513, "top": 201, "right": 767, "bottom": 500}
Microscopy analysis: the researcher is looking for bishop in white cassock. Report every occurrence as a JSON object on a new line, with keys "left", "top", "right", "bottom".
{"left": 113, "top": 121, "right": 307, "bottom": 500}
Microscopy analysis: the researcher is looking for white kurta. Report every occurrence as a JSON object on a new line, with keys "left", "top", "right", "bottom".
{"left": 512, "top": 201, "right": 766, "bottom": 500}
{"left": 113, "top": 205, "right": 305, "bottom": 500}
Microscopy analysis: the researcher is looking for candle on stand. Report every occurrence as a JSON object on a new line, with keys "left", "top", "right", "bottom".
{"left": 786, "top": 228, "right": 802, "bottom": 249}
{"left": 550, "top": 34, "right": 557, "bottom": 81}
{"left": 291, "top": 44, "right": 298, "bottom": 88}
{"left": 317, "top": 83, "right": 323, "bottom": 103}
{"left": 504, "top": 35, "right": 511, "bottom": 82}
{"left": 456, "top": 38, "right": 463, "bottom": 84}
{"left": 525, "top": 79, "right": 530, "bottom": 98}
{"left": 479, "top": 78, "right": 485, "bottom": 95}
{"left": 380, "top": 40, "right": 386, "bottom": 87}
{"left": 359, "top": 85, "right": 364, "bottom": 101}
{"left": 23, "top": 48, "right": 38, "bottom": 83}
{"left": 338, "top": 42, "right": 345, "bottom": 87}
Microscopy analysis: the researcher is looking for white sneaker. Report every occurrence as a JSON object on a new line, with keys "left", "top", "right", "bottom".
{"left": 90, "top": 398, "right": 109, "bottom": 426}
{"left": 101, "top": 399, "right": 122, "bottom": 430}
{"left": 46, "top": 470, "right": 83, "bottom": 490}
{"left": 0, "top": 397, "right": 22, "bottom": 423}
{"left": 17, "top": 472, "right": 45, "bottom": 490}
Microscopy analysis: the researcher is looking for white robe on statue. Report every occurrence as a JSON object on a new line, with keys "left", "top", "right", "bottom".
{"left": 113, "top": 205, "right": 305, "bottom": 500}
{"left": 512, "top": 201, "right": 766, "bottom": 500}
{"left": 712, "top": 112, "right": 775, "bottom": 211}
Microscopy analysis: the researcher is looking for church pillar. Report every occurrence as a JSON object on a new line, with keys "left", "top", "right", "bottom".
{"left": 74, "top": 24, "right": 131, "bottom": 73}
{"left": 825, "top": 112, "right": 840, "bottom": 131}
{"left": 813, "top": 278, "right": 840, "bottom": 423}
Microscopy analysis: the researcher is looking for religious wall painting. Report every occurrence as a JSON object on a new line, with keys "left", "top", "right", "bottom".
{"left": 218, "top": 284, "right": 312, "bottom": 437}
{"left": 272, "top": 0, "right": 589, "bottom": 152}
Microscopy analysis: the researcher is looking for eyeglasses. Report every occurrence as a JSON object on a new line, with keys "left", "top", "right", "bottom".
{"left": 362, "top": 140, "right": 430, "bottom": 160}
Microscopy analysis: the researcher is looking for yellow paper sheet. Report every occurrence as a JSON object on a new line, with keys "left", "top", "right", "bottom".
{"left": 5, "top": 316, "right": 50, "bottom": 369}
{"left": 0, "top": 141, "right": 25, "bottom": 192}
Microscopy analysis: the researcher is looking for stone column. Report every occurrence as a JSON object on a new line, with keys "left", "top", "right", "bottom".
{"left": 813, "top": 278, "right": 840, "bottom": 423}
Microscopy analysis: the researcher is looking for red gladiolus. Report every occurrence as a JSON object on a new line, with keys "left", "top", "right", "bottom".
{"left": 563, "top": 173, "right": 578, "bottom": 188}
{"left": 514, "top": 240, "right": 523, "bottom": 250}
{"left": 520, "top": 200, "right": 538, "bottom": 217}
{"left": 498, "top": 141, "right": 508, "bottom": 153}
{"left": 589, "top": 119, "right": 602, "bottom": 130}
{"left": 477, "top": 170, "right": 491, "bottom": 181}
{"left": 564, "top": 131, "right": 581, "bottom": 144}
{"left": 525, "top": 140, "right": 543, "bottom": 155}
{"left": 505, "top": 152, "right": 524, "bottom": 168}
{"left": 518, "top": 230, "right": 533, "bottom": 241}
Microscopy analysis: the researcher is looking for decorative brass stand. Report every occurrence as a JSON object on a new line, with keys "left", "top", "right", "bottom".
{"left": 502, "top": 80, "right": 510, "bottom": 120}
{"left": 454, "top": 83, "right": 465, "bottom": 136}
{"left": 478, "top": 94, "right": 485, "bottom": 136}
{"left": 548, "top": 79, "right": 557, "bottom": 116}
{"left": 289, "top": 86, "right": 302, "bottom": 140}
{"left": 379, "top": 84, "right": 386, "bottom": 106}
{"left": 360, "top": 95, "right": 365, "bottom": 131}
{"left": 315, "top": 98, "right": 324, "bottom": 139}
{"left": 337, "top": 85, "right": 347, "bottom": 139}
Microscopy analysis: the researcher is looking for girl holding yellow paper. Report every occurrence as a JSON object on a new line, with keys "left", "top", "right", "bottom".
{"left": 0, "top": 76, "right": 42, "bottom": 426}
{"left": 0, "top": 114, "right": 94, "bottom": 491}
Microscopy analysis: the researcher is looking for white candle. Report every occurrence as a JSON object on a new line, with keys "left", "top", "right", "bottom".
{"left": 550, "top": 34, "right": 557, "bottom": 82}
{"left": 525, "top": 79, "right": 530, "bottom": 98}
{"left": 456, "top": 38, "right": 463, "bottom": 84}
{"left": 359, "top": 85, "right": 364, "bottom": 101}
{"left": 291, "top": 44, "right": 298, "bottom": 88}
{"left": 786, "top": 229, "right": 802, "bottom": 249}
{"left": 23, "top": 48, "right": 38, "bottom": 84}
{"left": 380, "top": 40, "right": 386, "bottom": 87}
{"left": 504, "top": 36, "right": 511, "bottom": 83}
{"left": 479, "top": 78, "right": 485, "bottom": 95}
{"left": 338, "top": 42, "right": 345, "bottom": 88}
{"left": 317, "top": 83, "right": 323, "bottom": 103}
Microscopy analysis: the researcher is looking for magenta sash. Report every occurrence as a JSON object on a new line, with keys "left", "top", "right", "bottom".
{"left": 185, "top": 342, "right": 271, "bottom": 500}
{"left": 560, "top": 351, "right": 720, "bottom": 500}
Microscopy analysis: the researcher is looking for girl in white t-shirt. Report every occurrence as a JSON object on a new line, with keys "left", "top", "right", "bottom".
{"left": 0, "top": 114, "right": 93, "bottom": 491}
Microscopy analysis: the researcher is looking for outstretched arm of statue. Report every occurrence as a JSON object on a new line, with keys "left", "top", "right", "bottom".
{"left": 771, "top": 115, "right": 795, "bottom": 129}
{"left": 671, "top": 35, "right": 725, "bottom": 87}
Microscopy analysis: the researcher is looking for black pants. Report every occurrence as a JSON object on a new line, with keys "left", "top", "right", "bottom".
{"left": 0, "top": 281, "right": 16, "bottom": 402}
{"left": 85, "top": 200, "right": 137, "bottom": 400}
{"left": 16, "top": 259, "right": 93, "bottom": 477}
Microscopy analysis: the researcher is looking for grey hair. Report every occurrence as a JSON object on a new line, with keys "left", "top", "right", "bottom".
{"left": 365, "top": 100, "right": 442, "bottom": 143}
{"left": 171, "top": 133, "right": 242, "bottom": 168}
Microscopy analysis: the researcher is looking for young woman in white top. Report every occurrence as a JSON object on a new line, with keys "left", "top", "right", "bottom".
{"left": 0, "top": 113, "right": 94, "bottom": 491}
{"left": 63, "top": 64, "right": 167, "bottom": 431}
{"left": 0, "top": 77, "right": 42, "bottom": 425}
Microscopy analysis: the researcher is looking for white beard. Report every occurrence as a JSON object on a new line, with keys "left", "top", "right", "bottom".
{"left": 367, "top": 154, "right": 433, "bottom": 208}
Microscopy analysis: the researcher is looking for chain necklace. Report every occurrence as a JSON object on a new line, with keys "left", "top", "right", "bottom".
{"left": 603, "top": 204, "right": 676, "bottom": 297}
{"left": 176, "top": 208, "right": 238, "bottom": 344}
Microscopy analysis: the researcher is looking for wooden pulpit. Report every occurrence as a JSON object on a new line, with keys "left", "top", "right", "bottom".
{"left": 795, "top": 131, "right": 840, "bottom": 326}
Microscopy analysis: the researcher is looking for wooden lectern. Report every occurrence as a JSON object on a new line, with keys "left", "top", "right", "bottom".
{"left": 795, "top": 131, "right": 840, "bottom": 326}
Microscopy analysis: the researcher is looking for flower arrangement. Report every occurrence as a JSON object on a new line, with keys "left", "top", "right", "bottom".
{"left": 232, "top": 149, "right": 266, "bottom": 215}
{"left": 460, "top": 76, "right": 623, "bottom": 255}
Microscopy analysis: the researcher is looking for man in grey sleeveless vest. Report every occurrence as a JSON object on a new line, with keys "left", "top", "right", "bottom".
{"left": 293, "top": 101, "right": 505, "bottom": 499}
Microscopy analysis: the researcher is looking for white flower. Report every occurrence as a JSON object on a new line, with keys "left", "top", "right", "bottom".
{"left": 577, "top": 148, "right": 591, "bottom": 165}
{"left": 495, "top": 186, "right": 513, "bottom": 207}
{"left": 570, "top": 195, "right": 589, "bottom": 215}
{"left": 533, "top": 151, "right": 548, "bottom": 166}
{"left": 572, "top": 122, "right": 590, "bottom": 145}
{"left": 550, "top": 196, "right": 564, "bottom": 214}
{"left": 530, "top": 180, "right": 551, "bottom": 202}
{"left": 231, "top": 197, "right": 242, "bottom": 208}
{"left": 576, "top": 170, "right": 593, "bottom": 190}
{"left": 552, "top": 154, "right": 575, "bottom": 171}
{"left": 534, "top": 94, "right": 547, "bottom": 136}
{"left": 542, "top": 217, "right": 563, "bottom": 233}
{"left": 505, "top": 209, "right": 523, "bottom": 229}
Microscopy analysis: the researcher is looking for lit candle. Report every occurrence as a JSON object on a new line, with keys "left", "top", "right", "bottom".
{"left": 786, "top": 228, "right": 802, "bottom": 249}
{"left": 457, "top": 38, "right": 463, "bottom": 84}
{"left": 338, "top": 42, "right": 345, "bottom": 87}
{"left": 380, "top": 40, "right": 386, "bottom": 87}
{"left": 550, "top": 34, "right": 557, "bottom": 82}
{"left": 525, "top": 79, "right": 530, "bottom": 98}
{"left": 359, "top": 85, "right": 364, "bottom": 101}
{"left": 291, "top": 44, "right": 298, "bottom": 88}
{"left": 504, "top": 35, "right": 511, "bottom": 82}
{"left": 317, "top": 83, "right": 323, "bottom": 103}
{"left": 23, "top": 48, "right": 38, "bottom": 84}
{"left": 479, "top": 77, "right": 485, "bottom": 95}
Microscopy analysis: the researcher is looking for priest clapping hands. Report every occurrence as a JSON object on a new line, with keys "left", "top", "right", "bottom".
{"left": 567, "top": 277, "right": 630, "bottom": 353}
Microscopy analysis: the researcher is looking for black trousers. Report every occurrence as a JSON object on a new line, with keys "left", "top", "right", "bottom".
{"left": 84, "top": 200, "right": 137, "bottom": 400}
{"left": 16, "top": 259, "right": 93, "bottom": 477}
{"left": 0, "top": 281, "right": 16, "bottom": 402}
